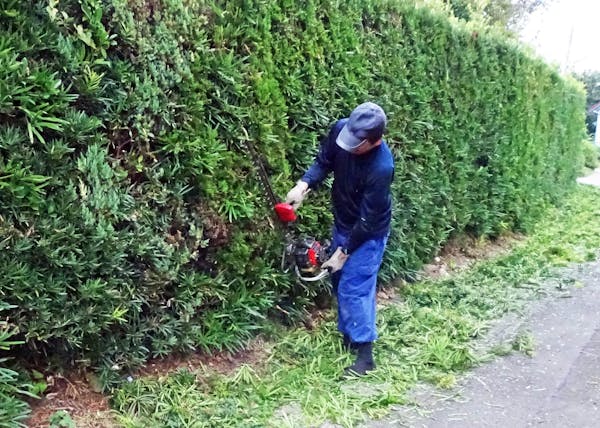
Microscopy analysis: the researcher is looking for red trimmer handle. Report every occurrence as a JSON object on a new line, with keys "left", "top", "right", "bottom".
{"left": 274, "top": 203, "right": 297, "bottom": 223}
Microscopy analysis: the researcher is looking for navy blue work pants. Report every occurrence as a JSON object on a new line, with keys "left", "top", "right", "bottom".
{"left": 330, "top": 225, "right": 388, "bottom": 343}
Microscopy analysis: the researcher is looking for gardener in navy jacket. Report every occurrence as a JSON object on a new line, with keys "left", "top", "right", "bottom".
{"left": 285, "top": 102, "right": 394, "bottom": 376}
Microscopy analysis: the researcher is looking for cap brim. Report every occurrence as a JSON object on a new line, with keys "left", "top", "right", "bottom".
{"left": 336, "top": 124, "right": 363, "bottom": 151}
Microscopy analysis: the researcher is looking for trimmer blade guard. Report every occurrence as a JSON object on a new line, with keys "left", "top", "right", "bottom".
{"left": 274, "top": 203, "right": 297, "bottom": 223}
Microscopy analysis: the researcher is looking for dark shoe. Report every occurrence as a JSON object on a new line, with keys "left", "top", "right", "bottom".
{"left": 343, "top": 342, "right": 375, "bottom": 377}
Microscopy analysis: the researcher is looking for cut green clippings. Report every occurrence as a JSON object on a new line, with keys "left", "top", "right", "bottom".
{"left": 112, "top": 186, "right": 600, "bottom": 427}
{"left": 512, "top": 331, "right": 536, "bottom": 357}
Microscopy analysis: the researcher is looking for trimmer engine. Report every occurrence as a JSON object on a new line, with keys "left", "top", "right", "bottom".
{"left": 285, "top": 237, "right": 330, "bottom": 282}
{"left": 274, "top": 203, "right": 330, "bottom": 282}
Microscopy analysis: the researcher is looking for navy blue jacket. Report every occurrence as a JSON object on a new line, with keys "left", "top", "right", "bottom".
{"left": 301, "top": 119, "right": 394, "bottom": 254}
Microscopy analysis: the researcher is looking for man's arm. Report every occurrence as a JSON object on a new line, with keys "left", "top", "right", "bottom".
{"left": 300, "top": 120, "right": 345, "bottom": 188}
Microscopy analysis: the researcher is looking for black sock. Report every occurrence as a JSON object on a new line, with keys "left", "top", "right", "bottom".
{"left": 343, "top": 334, "right": 351, "bottom": 349}
{"left": 342, "top": 334, "right": 359, "bottom": 353}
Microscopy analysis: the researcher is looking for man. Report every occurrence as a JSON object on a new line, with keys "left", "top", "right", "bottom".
{"left": 285, "top": 102, "right": 394, "bottom": 376}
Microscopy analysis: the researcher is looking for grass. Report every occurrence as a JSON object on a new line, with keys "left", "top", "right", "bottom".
{"left": 512, "top": 330, "right": 536, "bottom": 357}
{"left": 111, "top": 186, "right": 600, "bottom": 428}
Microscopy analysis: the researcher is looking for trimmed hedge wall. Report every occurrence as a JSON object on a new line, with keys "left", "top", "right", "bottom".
{"left": 0, "top": 0, "right": 586, "bottom": 380}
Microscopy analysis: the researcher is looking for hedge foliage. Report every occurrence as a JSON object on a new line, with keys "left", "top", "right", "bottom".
{"left": 0, "top": 303, "right": 30, "bottom": 428}
{"left": 0, "top": 0, "right": 586, "bottom": 381}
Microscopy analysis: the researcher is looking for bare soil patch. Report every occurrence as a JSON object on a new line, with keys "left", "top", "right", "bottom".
{"left": 419, "top": 233, "right": 523, "bottom": 280}
{"left": 26, "top": 373, "right": 115, "bottom": 428}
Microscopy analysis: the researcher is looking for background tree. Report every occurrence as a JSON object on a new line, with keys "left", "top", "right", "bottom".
{"left": 575, "top": 71, "right": 600, "bottom": 136}
{"left": 445, "top": 0, "right": 554, "bottom": 32}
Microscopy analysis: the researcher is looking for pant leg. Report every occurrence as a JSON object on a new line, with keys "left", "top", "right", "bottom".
{"left": 336, "top": 235, "right": 388, "bottom": 343}
{"left": 329, "top": 225, "right": 348, "bottom": 334}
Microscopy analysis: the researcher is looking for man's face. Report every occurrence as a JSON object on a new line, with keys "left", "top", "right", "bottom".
{"left": 351, "top": 139, "right": 380, "bottom": 155}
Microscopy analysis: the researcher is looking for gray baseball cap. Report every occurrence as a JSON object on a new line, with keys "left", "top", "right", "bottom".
{"left": 336, "top": 102, "right": 387, "bottom": 151}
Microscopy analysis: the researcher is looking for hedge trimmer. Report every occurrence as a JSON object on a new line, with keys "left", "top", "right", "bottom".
{"left": 244, "top": 139, "right": 330, "bottom": 282}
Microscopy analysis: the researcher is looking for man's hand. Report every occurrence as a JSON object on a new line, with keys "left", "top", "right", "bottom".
{"left": 285, "top": 181, "right": 310, "bottom": 210}
{"left": 321, "top": 247, "right": 349, "bottom": 273}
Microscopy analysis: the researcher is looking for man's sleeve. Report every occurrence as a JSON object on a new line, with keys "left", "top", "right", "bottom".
{"left": 344, "top": 167, "right": 394, "bottom": 254}
{"left": 300, "top": 120, "right": 344, "bottom": 188}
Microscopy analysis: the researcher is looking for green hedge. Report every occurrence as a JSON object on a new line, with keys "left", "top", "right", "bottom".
{"left": 0, "top": 303, "right": 31, "bottom": 428}
{"left": 0, "top": 0, "right": 586, "bottom": 381}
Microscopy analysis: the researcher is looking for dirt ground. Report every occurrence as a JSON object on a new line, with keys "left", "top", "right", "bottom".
{"left": 25, "top": 373, "right": 115, "bottom": 428}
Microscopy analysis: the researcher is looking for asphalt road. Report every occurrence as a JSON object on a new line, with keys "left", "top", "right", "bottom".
{"left": 363, "top": 262, "right": 600, "bottom": 428}
{"left": 362, "top": 173, "right": 600, "bottom": 428}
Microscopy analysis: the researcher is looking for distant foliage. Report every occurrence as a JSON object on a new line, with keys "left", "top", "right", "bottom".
{"left": 574, "top": 71, "right": 600, "bottom": 136}
{"left": 445, "top": 0, "right": 554, "bottom": 31}
{"left": 0, "top": 0, "right": 586, "bottom": 385}
{"left": 582, "top": 140, "right": 599, "bottom": 170}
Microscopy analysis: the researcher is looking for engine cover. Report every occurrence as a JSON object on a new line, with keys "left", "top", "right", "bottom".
{"left": 292, "top": 237, "right": 330, "bottom": 279}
